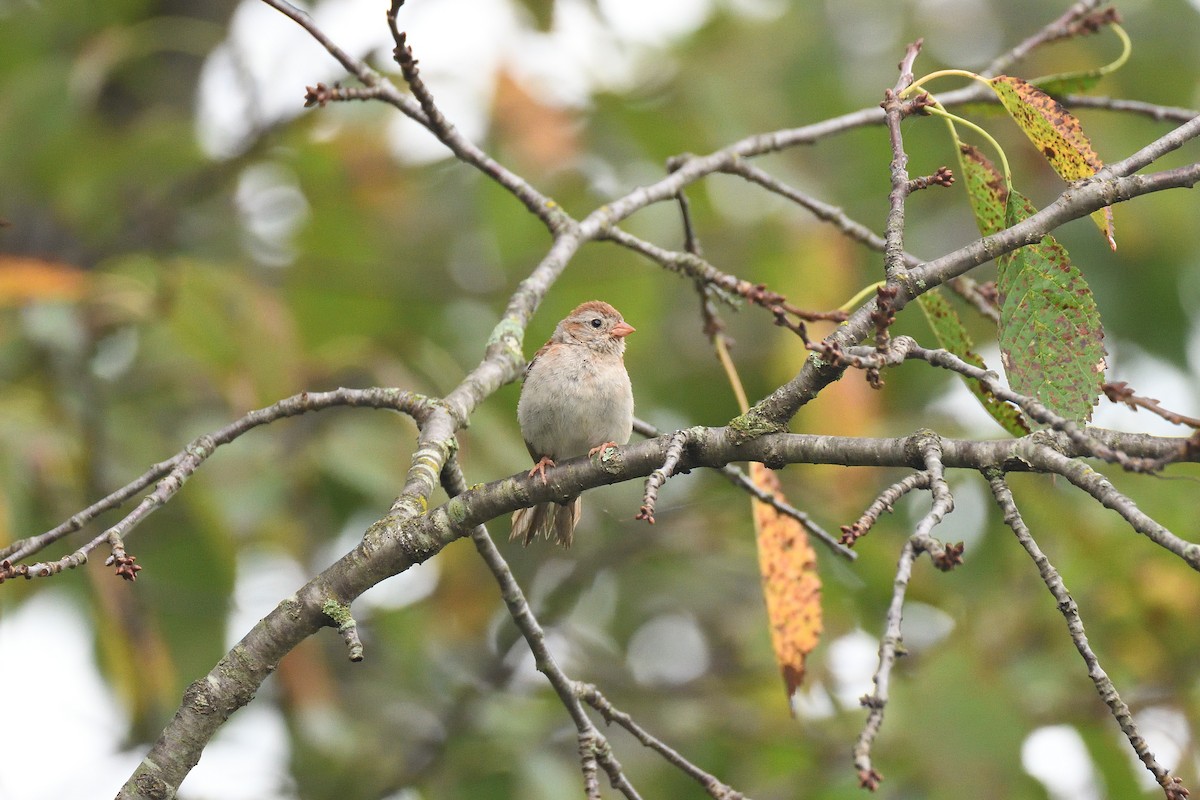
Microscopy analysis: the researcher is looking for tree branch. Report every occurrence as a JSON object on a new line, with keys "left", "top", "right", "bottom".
{"left": 1, "top": 388, "right": 437, "bottom": 580}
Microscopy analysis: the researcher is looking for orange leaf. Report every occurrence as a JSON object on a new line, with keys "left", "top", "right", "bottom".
{"left": 0, "top": 257, "right": 88, "bottom": 304}
{"left": 751, "top": 463, "right": 822, "bottom": 709}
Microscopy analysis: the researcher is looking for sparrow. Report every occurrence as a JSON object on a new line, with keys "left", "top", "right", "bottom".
{"left": 510, "top": 300, "right": 635, "bottom": 547}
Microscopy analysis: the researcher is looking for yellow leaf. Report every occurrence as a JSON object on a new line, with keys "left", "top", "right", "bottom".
{"left": 751, "top": 463, "right": 822, "bottom": 708}
{"left": 988, "top": 75, "right": 1115, "bottom": 250}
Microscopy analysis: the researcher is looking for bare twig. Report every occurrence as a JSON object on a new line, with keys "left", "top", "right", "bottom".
{"left": 443, "top": 458, "right": 643, "bottom": 799}
{"left": 880, "top": 39, "right": 924, "bottom": 283}
{"left": 1060, "top": 95, "right": 1198, "bottom": 123}
{"left": 852, "top": 432, "right": 963, "bottom": 790}
{"left": 303, "top": 81, "right": 387, "bottom": 107}
{"left": 881, "top": 87, "right": 911, "bottom": 283}
{"left": 384, "top": 1, "right": 570, "bottom": 232}
{"left": 1104, "top": 381, "right": 1200, "bottom": 429}
{"left": 910, "top": 433, "right": 962, "bottom": 571}
{"left": 1, "top": 388, "right": 437, "bottom": 580}
{"left": 630, "top": 420, "right": 854, "bottom": 560}
{"left": 1021, "top": 444, "right": 1200, "bottom": 572}
{"left": 601, "top": 227, "right": 841, "bottom": 323}
{"left": 987, "top": 472, "right": 1191, "bottom": 800}
{"left": 667, "top": 156, "right": 705, "bottom": 259}
{"left": 258, "top": 0, "right": 427, "bottom": 123}
{"left": 719, "top": 464, "right": 852, "bottom": 559}
{"left": 716, "top": 159, "right": 997, "bottom": 322}
{"left": 852, "top": 538, "right": 916, "bottom": 791}
{"left": 840, "top": 471, "right": 932, "bottom": 546}
{"left": 636, "top": 429, "right": 689, "bottom": 524}
{"left": 814, "top": 334, "right": 1179, "bottom": 474}
{"left": 983, "top": 0, "right": 1105, "bottom": 77}
{"left": 579, "top": 684, "right": 749, "bottom": 800}
{"left": 1098, "top": 114, "right": 1200, "bottom": 180}
{"left": 263, "top": 0, "right": 568, "bottom": 233}
{"left": 0, "top": 454, "right": 179, "bottom": 563}
{"left": 896, "top": 38, "right": 924, "bottom": 91}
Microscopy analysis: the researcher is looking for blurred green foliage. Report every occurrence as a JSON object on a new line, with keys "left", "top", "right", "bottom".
{"left": 1, "top": 0, "right": 1198, "bottom": 798}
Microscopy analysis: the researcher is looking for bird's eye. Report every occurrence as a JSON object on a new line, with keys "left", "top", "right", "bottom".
{"left": 590, "top": 318, "right": 602, "bottom": 328}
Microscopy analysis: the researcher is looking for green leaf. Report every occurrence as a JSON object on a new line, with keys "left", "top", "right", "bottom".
{"left": 956, "top": 142, "right": 1008, "bottom": 238}
{"left": 1033, "top": 73, "right": 1105, "bottom": 96}
{"left": 988, "top": 75, "right": 1115, "bottom": 250}
{"left": 917, "top": 289, "right": 1029, "bottom": 436}
{"left": 997, "top": 191, "right": 1106, "bottom": 423}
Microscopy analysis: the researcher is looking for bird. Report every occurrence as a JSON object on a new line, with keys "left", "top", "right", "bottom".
{"left": 510, "top": 300, "right": 635, "bottom": 547}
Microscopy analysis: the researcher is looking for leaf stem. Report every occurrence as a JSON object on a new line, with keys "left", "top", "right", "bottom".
{"left": 1034, "top": 22, "right": 1132, "bottom": 87}
{"left": 715, "top": 335, "right": 750, "bottom": 414}
{"left": 928, "top": 106, "right": 1014, "bottom": 186}
{"left": 838, "top": 281, "right": 885, "bottom": 314}
{"left": 902, "top": 68, "right": 986, "bottom": 98}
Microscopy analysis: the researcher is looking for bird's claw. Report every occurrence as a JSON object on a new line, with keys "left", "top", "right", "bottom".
{"left": 528, "top": 456, "right": 556, "bottom": 484}
{"left": 588, "top": 441, "right": 619, "bottom": 458}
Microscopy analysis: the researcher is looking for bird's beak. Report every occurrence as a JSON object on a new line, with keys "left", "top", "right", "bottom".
{"left": 611, "top": 321, "right": 635, "bottom": 338}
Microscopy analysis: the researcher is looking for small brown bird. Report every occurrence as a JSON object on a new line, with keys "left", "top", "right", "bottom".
{"left": 510, "top": 301, "right": 635, "bottom": 547}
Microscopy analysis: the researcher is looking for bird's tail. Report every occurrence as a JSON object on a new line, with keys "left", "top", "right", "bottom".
{"left": 510, "top": 497, "right": 583, "bottom": 547}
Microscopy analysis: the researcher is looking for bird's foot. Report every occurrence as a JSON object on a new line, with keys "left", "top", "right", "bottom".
{"left": 528, "top": 456, "right": 556, "bottom": 484}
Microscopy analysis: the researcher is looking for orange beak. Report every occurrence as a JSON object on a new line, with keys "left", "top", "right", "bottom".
{"left": 611, "top": 321, "right": 635, "bottom": 338}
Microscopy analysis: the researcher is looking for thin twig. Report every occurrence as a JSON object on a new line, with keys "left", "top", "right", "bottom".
{"left": 880, "top": 39, "right": 924, "bottom": 283}
{"left": 986, "top": 471, "right": 1191, "bottom": 800}
{"left": 262, "top": 0, "right": 568, "bottom": 234}
{"left": 442, "top": 460, "right": 644, "bottom": 800}
{"left": 983, "top": 0, "right": 1104, "bottom": 77}
{"left": 602, "top": 226, "right": 842, "bottom": 323}
{"left": 853, "top": 434, "right": 961, "bottom": 789}
{"left": 667, "top": 156, "right": 705, "bottom": 259}
{"left": 1104, "top": 381, "right": 1200, "bottom": 429}
{"left": 303, "top": 81, "right": 388, "bottom": 107}
{"left": 828, "top": 335, "right": 1172, "bottom": 473}
{"left": 1021, "top": 444, "right": 1200, "bottom": 572}
{"left": 717, "top": 159, "right": 998, "bottom": 322}
{"left": 579, "top": 683, "right": 749, "bottom": 800}
{"left": 258, "top": 0, "right": 427, "bottom": 123}
{"left": 1060, "top": 95, "right": 1199, "bottom": 123}
{"left": 0, "top": 454, "right": 180, "bottom": 563}
{"left": 384, "top": 0, "right": 569, "bottom": 233}
{"left": 719, "top": 465, "right": 852, "bottom": 559}
{"left": 910, "top": 434, "right": 963, "bottom": 570}
{"left": 636, "top": 430, "right": 689, "bottom": 524}
{"left": 630, "top": 418, "right": 853, "bottom": 559}
{"left": 1, "top": 388, "right": 437, "bottom": 581}
{"left": 1098, "top": 114, "right": 1200, "bottom": 180}
{"left": 852, "top": 538, "right": 917, "bottom": 790}
{"left": 841, "top": 471, "right": 932, "bottom": 546}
